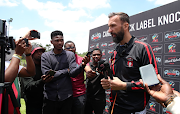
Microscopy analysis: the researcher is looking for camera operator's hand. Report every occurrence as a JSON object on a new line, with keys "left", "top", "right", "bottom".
{"left": 101, "top": 77, "right": 127, "bottom": 90}
{"left": 139, "top": 74, "right": 174, "bottom": 107}
{"left": 15, "top": 38, "right": 26, "bottom": 56}
{"left": 24, "top": 42, "right": 32, "bottom": 55}
{"left": 23, "top": 30, "right": 38, "bottom": 40}
{"left": 86, "top": 70, "right": 96, "bottom": 79}
{"left": 41, "top": 75, "right": 54, "bottom": 83}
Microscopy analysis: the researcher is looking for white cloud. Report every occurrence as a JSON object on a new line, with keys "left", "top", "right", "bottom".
{"left": 44, "top": 14, "right": 108, "bottom": 53}
{"left": 10, "top": 27, "right": 30, "bottom": 39}
{"left": 38, "top": 9, "right": 89, "bottom": 21}
{"left": 0, "top": 0, "right": 19, "bottom": 6}
{"left": 20, "top": 0, "right": 110, "bottom": 53}
{"left": 68, "top": 0, "right": 111, "bottom": 9}
{"left": 147, "top": 0, "right": 178, "bottom": 5}
{"left": 22, "top": 0, "right": 66, "bottom": 10}
{"left": 22, "top": 0, "right": 89, "bottom": 22}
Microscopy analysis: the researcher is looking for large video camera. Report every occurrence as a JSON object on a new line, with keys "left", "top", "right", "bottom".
{"left": 0, "top": 19, "right": 15, "bottom": 51}
{"left": 97, "top": 60, "right": 113, "bottom": 80}
{"left": 0, "top": 19, "right": 16, "bottom": 83}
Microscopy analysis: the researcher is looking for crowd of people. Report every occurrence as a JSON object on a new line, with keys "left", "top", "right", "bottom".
{"left": 1, "top": 12, "right": 180, "bottom": 114}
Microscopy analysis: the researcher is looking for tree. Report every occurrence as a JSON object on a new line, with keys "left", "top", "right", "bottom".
{"left": 31, "top": 42, "right": 52, "bottom": 52}
{"left": 45, "top": 44, "right": 52, "bottom": 52}
{"left": 77, "top": 51, "right": 88, "bottom": 57}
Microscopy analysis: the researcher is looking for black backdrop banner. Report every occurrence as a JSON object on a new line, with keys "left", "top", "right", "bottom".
{"left": 88, "top": 1, "right": 180, "bottom": 114}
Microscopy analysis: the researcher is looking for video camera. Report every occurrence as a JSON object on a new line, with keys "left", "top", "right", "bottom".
{"left": 0, "top": 19, "right": 15, "bottom": 51}
{"left": 97, "top": 60, "right": 113, "bottom": 80}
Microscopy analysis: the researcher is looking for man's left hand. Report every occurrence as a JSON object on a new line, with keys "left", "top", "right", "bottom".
{"left": 109, "top": 77, "right": 127, "bottom": 90}
{"left": 101, "top": 77, "right": 127, "bottom": 90}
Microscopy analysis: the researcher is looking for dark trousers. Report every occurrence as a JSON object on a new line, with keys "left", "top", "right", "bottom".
{"left": 84, "top": 98, "right": 106, "bottom": 114}
{"left": 71, "top": 94, "right": 85, "bottom": 114}
{"left": 26, "top": 106, "right": 42, "bottom": 114}
{"left": 110, "top": 105, "right": 146, "bottom": 114}
{"left": 42, "top": 96, "right": 73, "bottom": 114}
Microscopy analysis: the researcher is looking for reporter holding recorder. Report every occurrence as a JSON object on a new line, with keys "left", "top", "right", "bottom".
{"left": 140, "top": 74, "right": 180, "bottom": 114}
{"left": 84, "top": 48, "right": 106, "bottom": 114}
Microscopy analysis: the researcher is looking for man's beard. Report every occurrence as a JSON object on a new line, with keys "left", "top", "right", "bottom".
{"left": 112, "top": 27, "right": 124, "bottom": 44}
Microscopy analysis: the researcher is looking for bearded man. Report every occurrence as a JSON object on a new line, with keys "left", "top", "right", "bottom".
{"left": 101, "top": 12, "right": 159, "bottom": 114}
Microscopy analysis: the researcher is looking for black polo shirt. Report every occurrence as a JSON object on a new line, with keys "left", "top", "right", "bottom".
{"left": 110, "top": 36, "right": 158, "bottom": 113}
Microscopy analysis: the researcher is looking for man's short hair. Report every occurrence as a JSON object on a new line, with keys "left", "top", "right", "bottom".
{"left": 108, "top": 12, "right": 130, "bottom": 24}
{"left": 92, "top": 48, "right": 102, "bottom": 55}
{"left": 64, "top": 41, "right": 75, "bottom": 48}
{"left": 51, "top": 30, "right": 63, "bottom": 39}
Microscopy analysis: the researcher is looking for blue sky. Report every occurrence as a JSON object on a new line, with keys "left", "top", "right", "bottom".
{"left": 0, "top": 0, "right": 177, "bottom": 53}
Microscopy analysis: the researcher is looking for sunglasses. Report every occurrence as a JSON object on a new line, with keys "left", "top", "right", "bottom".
{"left": 92, "top": 54, "right": 101, "bottom": 56}
{"left": 65, "top": 47, "right": 75, "bottom": 49}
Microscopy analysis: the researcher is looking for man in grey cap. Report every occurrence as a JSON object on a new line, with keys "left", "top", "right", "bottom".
{"left": 22, "top": 44, "right": 53, "bottom": 114}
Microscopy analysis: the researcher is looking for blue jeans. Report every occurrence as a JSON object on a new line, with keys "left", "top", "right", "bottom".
{"left": 72, "top": 94, "right": 86, "bottom": 114}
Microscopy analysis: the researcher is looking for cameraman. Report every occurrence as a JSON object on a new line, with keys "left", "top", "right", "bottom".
{"left": 3, "top": 30, "right": 36, "bottom": 113}
{"left": 4, "top": 31, "right": 35, "bottom": 82}
{"left": 84, "top": 48, "right": 106, "bottom": 114}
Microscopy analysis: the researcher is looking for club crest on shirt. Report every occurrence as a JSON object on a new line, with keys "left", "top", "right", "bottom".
{"left": 127, "top": 57, "right": 133, "bottom": 67}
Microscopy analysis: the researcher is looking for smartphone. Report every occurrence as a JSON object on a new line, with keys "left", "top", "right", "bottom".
{"left": 23, "top": 38, "right": 29, "bottom": 47}
{"left": 139, "top": 64, "right": 159, "bottom": 86}
{"left": 86, "top": 51, "right": 92, "bottom": 56}
{"left": 30, "top": 30, "right": 40, "bottom": 39}
{"left": 46, "top": 69, "right": 56, "bottom": 76}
